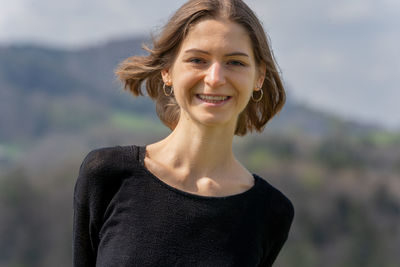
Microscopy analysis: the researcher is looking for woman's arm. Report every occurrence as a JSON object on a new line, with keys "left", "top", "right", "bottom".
{"left": 259, "top": 232, "right": 290, "bottom": 267}
{"left": 72, "top": 146, "right": 130, "bottom": 266}
{"left": 73, "top": 200, "right": 97, "bottom": 266}
{"left": 259, "top": 191, "right": 295, "bottom": 266}
{"left": 73, "top": 151, "right": 99, "bottom": 266}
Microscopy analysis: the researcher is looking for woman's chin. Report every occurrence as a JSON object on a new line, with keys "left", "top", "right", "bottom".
{"left": 191, "top": 115, "right": 236, "bottom": 130}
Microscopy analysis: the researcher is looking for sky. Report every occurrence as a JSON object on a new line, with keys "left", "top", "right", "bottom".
{"left": 1, "top": 0, "right": 399, "bottom": 130}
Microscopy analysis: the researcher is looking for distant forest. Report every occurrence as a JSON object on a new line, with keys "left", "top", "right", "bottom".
{"left": 0, "top": 39, "right": 399, "bottom": 267}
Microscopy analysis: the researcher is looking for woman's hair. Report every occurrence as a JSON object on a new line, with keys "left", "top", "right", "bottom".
{"left": 115, "top": 0, "right": 285, "bottom": 136}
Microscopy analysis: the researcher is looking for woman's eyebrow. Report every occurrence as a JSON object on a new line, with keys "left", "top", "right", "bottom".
{"left": 225, "top": 52, "right": 249, "bottom": 57}
{"left": 184, "top": 48, "right": 249, "bottom": 57}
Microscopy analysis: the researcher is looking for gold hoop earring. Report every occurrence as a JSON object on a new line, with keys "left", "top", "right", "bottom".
{"left": 163, "top": 83, "right": 173, "bottom": 96}
{"left": 251, "top": 88, "right": 263, "bottom": 102}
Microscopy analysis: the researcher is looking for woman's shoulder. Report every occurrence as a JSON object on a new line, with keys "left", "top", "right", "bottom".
{"left": 74, "top": 145, "right": 141, "bottom": 204}
{"left": 79, "top": 145, "right": 145, "bottom": 175}
{"left": 254, "top": 174, "right": 295, "bottom": 223}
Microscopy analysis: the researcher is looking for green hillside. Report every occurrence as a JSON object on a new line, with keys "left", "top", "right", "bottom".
{"left": 0, "top": 40, "right": 399, "bottom": 267}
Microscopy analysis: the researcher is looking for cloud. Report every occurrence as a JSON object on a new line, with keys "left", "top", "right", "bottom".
{"left": 328, "top": 0, "right": 374, "bottom": 23}
{"left": 0, "top": 0, "right": 398, "bottom": 128}
{"left": 0, "top": 0, "right": 187, "bottom": 47}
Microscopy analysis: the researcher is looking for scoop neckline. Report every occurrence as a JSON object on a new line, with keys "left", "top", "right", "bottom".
{"left": 136, "top": 145, "right": 259, "bottom": 200}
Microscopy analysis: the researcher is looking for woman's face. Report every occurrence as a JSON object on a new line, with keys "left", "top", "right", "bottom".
{"left": 162, "top": 18, "right": 265, "bottom": 131}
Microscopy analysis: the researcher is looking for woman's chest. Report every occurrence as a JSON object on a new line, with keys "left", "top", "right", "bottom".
{"left": 96, "top": 185, "right": 266, "bottom": 266}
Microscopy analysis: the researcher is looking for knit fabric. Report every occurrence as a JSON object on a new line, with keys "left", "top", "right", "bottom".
{"left": 73, "top": 145, "right": 294, "bottom": 266}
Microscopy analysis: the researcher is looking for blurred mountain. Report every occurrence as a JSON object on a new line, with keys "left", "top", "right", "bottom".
{"left": 0, "top": 37, "right": 153, "bottom": 143}
{"left": 0, "top": 38, "right": 399, "bottom": 267}
{"left": 0, "top": 37, "right": 382, "bottom": 145}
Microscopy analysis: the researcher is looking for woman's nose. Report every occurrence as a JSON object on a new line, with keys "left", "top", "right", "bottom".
{"left": 204, "top": 62, "right": 226, "bottom": 88}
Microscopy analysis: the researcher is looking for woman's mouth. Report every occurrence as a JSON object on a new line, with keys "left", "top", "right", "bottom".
{"left": 196, "top": 94, "right": 231, "bottom": 104}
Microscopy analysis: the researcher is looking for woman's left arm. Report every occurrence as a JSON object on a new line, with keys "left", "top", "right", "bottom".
{"left": 259, "top": 193, "right": 295, "bottom": 266}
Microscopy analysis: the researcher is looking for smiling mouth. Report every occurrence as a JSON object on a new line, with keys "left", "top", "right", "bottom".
{"left": 196, "top": 94, "right": 231, "bottom": 103}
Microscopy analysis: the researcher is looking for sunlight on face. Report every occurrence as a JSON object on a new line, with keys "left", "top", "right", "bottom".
{"left": 162, "top": 18, "right": 264, "bottom": 131}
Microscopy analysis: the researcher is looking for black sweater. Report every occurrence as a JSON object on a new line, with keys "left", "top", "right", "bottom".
{"left": 73, "top": 145, "right": 294, "bottom": 266}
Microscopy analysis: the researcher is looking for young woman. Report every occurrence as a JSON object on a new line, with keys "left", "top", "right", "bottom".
{"left": 73, "top": 0, "right": 294, "bottom": 266}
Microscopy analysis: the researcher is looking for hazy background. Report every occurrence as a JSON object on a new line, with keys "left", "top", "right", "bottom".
{"left": 0, "top": 0, "right": 399, "bottom": 266}
{"left": 1, "top": 0, "right": 399, "bottom": 129}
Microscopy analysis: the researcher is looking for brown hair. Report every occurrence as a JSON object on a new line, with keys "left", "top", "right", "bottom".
{"left": 115, "top": 0, "right": 285, "bottom": 136}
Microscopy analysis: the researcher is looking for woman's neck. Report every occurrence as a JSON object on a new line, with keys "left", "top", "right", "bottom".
{"left": 146, "top": 116, "right": 238, "bottom": 179}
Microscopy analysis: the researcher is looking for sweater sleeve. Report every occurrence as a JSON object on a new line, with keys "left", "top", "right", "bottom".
{"left": 260, "top": 231, "right": 289, "bottom": 267}
{"left": 73, "top": 150, "right": 99, "bottom": 267}
{"left": 259, "top": 191, "right": 295, "bottom": 267}
{"left": 72, "top": 146, "right": 130, "bottom": 266}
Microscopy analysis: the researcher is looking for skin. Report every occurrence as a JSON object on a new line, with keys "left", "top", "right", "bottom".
{"left": 144, "top": 18, "right": 266, "bottom": 197}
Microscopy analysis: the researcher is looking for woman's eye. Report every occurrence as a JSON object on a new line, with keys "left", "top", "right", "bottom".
{"left": 228, "top": 60, "right": 245, "bottom": 66}
{"left": 189, "top": 58, "right": 205, "bottom": 64}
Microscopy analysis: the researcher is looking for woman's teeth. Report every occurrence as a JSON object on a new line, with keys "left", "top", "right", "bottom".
{"left": 197, "top": 94, "right": 229, "bottom": 103}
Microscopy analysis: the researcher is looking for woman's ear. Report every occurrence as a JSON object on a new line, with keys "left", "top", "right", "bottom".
{"left": 161, "top": 68, "right": 172, "bottom": 86}
{"left": 256, "top": 63, "right": 266, "bottom": 89}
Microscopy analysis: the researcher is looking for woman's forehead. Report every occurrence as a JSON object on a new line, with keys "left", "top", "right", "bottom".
{"left": 180, "top": 18, "right": 254, "bottom": 55}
